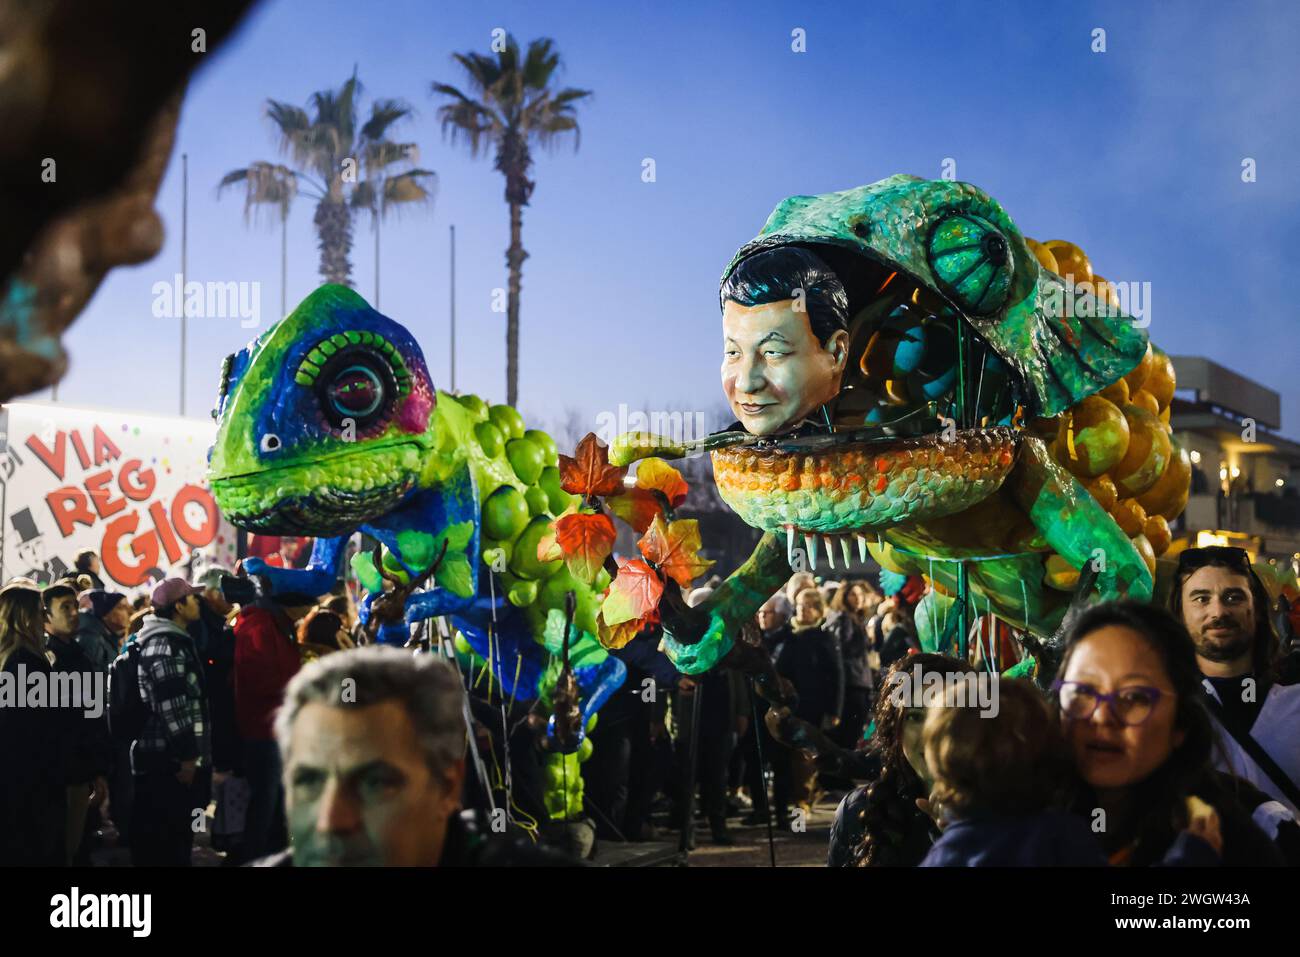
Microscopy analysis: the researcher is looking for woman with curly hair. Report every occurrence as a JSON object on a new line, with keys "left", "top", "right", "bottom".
{"left": 827, "top": 652, "right": 975, "bottom": 867}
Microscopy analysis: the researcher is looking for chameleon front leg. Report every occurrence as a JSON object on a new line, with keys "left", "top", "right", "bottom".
{"left": 660, "top": 531, "right": 791, "bottom": 674}
{"left": 1008, "top": 435, "right": 1152, "bottom": 602}
{"left": 242, "top": 534, "right": 350, "bottom": 596}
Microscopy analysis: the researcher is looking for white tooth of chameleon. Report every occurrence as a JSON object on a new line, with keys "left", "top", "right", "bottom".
{"left": 804, "top": 534, "right": 817, "bottom": 571}
{"left": 840, "top": 536, "right": 853, "bottom": 567}
{"left": 824, "top": 535, "right": 836, "bottom": 570}
{"left": 786, "top": 524, "right": 796, "bottom": 566}
{"left": 857, "top": 534, "right": 869, "bottom": 563}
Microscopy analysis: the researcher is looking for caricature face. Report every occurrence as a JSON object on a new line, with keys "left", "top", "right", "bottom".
{"left": 721, "top": 299, "right": 848, "bottom": 435}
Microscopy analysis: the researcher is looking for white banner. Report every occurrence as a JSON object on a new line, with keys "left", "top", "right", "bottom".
{"left": 0, "top": 402, "right": 239, "bottom": 594}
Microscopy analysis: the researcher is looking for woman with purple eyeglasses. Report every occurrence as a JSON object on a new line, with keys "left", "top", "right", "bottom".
{"left": 1052, "top": 600, "right": 1283, "bottom": 866}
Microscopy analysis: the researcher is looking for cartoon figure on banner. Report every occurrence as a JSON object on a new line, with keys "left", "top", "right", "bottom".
{"left": 600, "top": 175, "right": 1189, "bottom": 680}
{"left": 207, "top": 285, "right": 632, "bottom": 828}
{"left": 9, "top": 507, "right": 70, "bottom": 585}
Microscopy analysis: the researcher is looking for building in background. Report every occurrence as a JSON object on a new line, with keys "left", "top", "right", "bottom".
{"left": 1169, "top": 357, "right": 1300, "bottom": 571}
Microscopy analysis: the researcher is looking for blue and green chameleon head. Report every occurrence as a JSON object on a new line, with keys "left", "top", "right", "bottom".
{"left": 207, "top": 284, "right": 437, "bottom": 535}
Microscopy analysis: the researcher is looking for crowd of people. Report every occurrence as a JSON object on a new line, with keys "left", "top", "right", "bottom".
{"left": 1, "top": 544, "right": 1299, "bottom": 868}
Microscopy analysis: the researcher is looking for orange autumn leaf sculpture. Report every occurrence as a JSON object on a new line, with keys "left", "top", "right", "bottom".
{"left": 638, "top": 514, "right": 715, "bottom": 588}
{"left": 606, "top": 457, "right": 688, "bottom": 533}
{"left": 558, "top": 433, "right": 627, "bottom": 498}
{"left": 554, "top": 511, "right": 617, "bottom": 585}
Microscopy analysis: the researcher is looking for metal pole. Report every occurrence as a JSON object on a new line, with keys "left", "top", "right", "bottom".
{"left": 678, "top": 680, "right": 703, "bottom": 857}
{"left": 280, "top": 212, "right": 287, "bottom": 318}
{"left": 449, "top": 224, "right": 456, "bottom": 391}
{"left": 180, "top": 152, "right": 188, "bottom": 417}
{"left": 954, "top": 312, "right": 971, "bottom": 655}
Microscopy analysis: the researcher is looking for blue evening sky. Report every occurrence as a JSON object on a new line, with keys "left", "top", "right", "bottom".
{"left": 53, "top": 0, "right": 1300, "bottom": 440}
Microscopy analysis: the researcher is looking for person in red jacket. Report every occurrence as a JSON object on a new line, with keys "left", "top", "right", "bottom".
{"left": 233, "top": 591, "right": 313, "bottom": 860}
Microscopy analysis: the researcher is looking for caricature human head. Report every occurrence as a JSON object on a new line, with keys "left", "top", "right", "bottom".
{"left": 720, "top": 247, "right": 850, "bottom": 435}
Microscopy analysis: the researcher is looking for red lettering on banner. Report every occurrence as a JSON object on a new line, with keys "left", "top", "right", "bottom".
{"left": 118, "top": 460, "right": 156, "bottom": 501}
{"left": 102, "top": 512, "right": 158, "bottom": 587}
{"left": 47, "top": 487, "right": 95, "bottom": 537}
{"left": 26, "top": 431, "right": 67, "bottom": 480}
{"left": 69, "top": 430, "right": 91, "bottom": 470}
{"left": 172, "top": 485, "right": 218, "bottom": 548}
{"left": 91, "top": 426, "right": 122, "bottom": 465}
{"left": 84, "top": 468, "right": 127, "bottom": 519}
{"left": 149, "top": 500, "right": 182, "bottom": 563}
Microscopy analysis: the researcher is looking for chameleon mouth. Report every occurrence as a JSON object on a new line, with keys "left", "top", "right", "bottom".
{"left": 210, "top": 443, "right": 423, "bottom": 536}
{"left": 711, "top": 426, "right": 1018, "bottom": 551}
{"left": 216, "top": 476, "right": 417, "bottom": 536}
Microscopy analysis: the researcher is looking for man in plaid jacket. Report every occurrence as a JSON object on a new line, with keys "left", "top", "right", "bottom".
{"left": 130, "top": 578, "right": 211, "bottom": 866}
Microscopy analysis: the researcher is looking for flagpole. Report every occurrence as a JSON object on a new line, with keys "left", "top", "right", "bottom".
{"left": 180, "top": 152, "right": 188, "bottom": 417}
{"left": 449, "top": 224, "right": 456, "bottom": 392}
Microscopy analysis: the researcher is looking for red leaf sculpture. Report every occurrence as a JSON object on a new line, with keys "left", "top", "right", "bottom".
{"left": 558, "top": 432, "right": 628, "bottom": 497}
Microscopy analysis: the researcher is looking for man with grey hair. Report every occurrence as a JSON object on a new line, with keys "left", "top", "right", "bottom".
{"left": 256, "top": 646, "right": 568, "bottom": 866}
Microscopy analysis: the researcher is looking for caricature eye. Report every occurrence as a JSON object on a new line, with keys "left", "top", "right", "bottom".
{"left": 928, "top": 213, "right": 1015, "bottom": 316}
{"left": 260, "top": 433, "right": 282, "bottom": 453}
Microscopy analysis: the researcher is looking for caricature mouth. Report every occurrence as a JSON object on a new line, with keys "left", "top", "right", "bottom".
{"left": 739, "top": 402, "right": 774, "bottom": 415}
{"left": 748, "top": 241, "right": 1028, "bottom": 442}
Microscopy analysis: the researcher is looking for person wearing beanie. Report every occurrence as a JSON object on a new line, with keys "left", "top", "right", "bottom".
{"left": 75, "top": 589, "right": 130, "bottom": 672}
{"left": 233, "top": 589, "right": 313, "bottom": 860}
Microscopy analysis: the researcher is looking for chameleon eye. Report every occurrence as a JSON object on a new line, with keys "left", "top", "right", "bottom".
{"left": 928, "top": 213, "right": 1015, "bottom": 316}
{"left": 314, "top": 350, "right": 397, "bottom": 430}
{"left": 328, "top": 364, "right": 384, "bottom": 419}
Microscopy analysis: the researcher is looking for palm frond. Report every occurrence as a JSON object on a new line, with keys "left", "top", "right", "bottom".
{"left": 361, "top": 98, "right": 414, "bottom": 142}
{"left": 383, "top": 169, "right": 438, "bottom": 213}
{"left": 522, "top": 38, "right": 561, "bottom": 90}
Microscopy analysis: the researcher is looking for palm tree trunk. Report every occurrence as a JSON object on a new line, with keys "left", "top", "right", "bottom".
{"left": 505, "top": 200, "right": 526, "bottom": 407}
{"left": 375, "top": 214, "right": 381, "bottom": 308}
{"left": 314, "top": 197, "right": 354, "bottom": 286}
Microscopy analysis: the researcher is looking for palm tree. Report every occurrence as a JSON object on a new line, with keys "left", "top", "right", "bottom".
{"left": 432, "top": 37, "right": 591, "bottom": 407}
{"left": 220, "top": 71, "right": 436, "bottom": 292}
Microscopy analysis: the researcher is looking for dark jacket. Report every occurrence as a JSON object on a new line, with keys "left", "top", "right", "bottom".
{"left": 0, "top": 646, "right": 68, "bottom": 865}
{"left": 250, "top": 809, "right": 575, "bottom": 866}
{"left": 75, "top": 611, "right": 119, "bottom": 673}
{"left": 774, "top": 620, "right": 844, "bottom": 724}
{"left": 46, "top": 633, "right": 112, "bottom": 785}
{"left": 829, "top": 610, "right": 872, "bottom": 690}
{"left": 191, "top": 601, "right": 240, "bottom": 772}
{"left": 1081, "top": 770, "right": 1286, "bottom": 867}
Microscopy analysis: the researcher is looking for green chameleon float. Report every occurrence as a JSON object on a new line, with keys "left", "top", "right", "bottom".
{"left": 611, "top": 175, "right": 1183, "bottom": 677}
{"left": 206, "top": 283, "right": 626, "bottom": 823}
